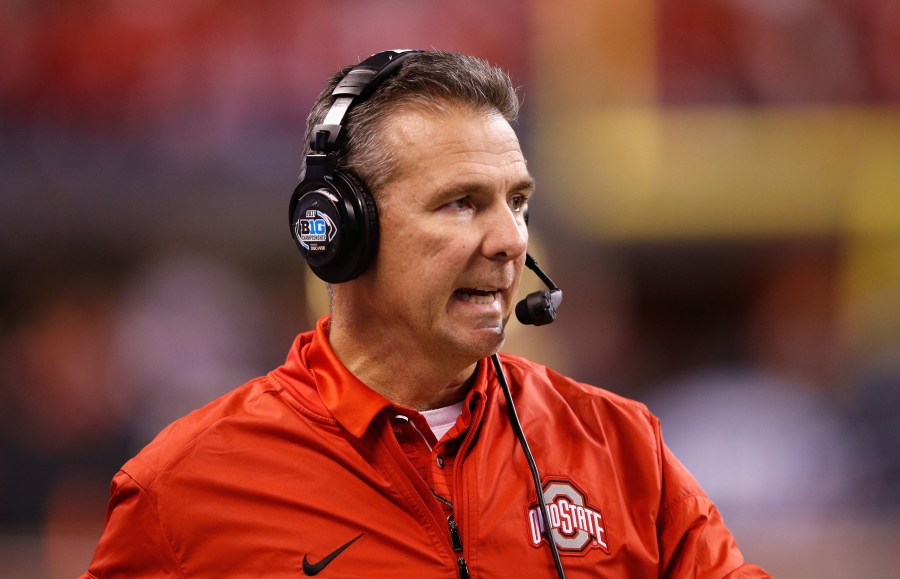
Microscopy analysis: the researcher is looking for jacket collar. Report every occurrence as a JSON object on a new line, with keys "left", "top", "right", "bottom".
{"left": 273, "top": 315, "right": 491, "bottom": 439}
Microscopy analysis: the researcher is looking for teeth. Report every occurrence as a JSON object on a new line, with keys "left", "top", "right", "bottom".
{"left": 458, "top": 289, "right": 498, "bottom": 305}
{"left": 460, "top": 292, "right": 495, "bottom": 304}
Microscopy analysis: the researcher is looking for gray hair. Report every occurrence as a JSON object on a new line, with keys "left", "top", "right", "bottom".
{"left": 301, "top": 50, "right": 520, "bottom": 198}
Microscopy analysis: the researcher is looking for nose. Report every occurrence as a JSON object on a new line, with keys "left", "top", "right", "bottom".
{"left": 482, "top": 202, "right": 528, "bottom": 262}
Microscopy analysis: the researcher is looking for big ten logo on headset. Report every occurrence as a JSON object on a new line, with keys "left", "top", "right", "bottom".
{"left": 525, "top": 479, "right": 610, "bottom": 555}
{"left": 295, "top": 209, "right": 336, "bottom": 251}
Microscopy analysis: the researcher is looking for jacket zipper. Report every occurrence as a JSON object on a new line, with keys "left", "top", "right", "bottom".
{"left": 447, "top": 392, "right": 485, "bottom": 579}
{"left": 386, "top": 415, "right": 470, "bottom": 577}
{"left": 447, "top": 515, "right": 469, "bottom": 579}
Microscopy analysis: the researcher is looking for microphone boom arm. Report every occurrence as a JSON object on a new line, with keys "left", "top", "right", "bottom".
{"left": 525, "top": 254, "right": 559, "bottom": 292}
{"left": 516, "top": 253, "right": 563, "bottom": 326}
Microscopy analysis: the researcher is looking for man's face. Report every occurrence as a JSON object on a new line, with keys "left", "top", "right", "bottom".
{"left": 359, "top": 105, "right": 533, "bottom": 364}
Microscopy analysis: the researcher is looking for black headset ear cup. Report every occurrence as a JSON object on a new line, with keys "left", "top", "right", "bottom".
{"left": 289, "top": 170, "right": 378, "bottom": 284}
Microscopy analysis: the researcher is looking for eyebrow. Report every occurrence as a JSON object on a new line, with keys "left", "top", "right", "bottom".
{"left": 511, "top": 176, "right": 537, "bottom": 196}
{"left": 506, "top": 176, "right": 538, "bottom": 206}
{"left": 435, "top": 175, "right": 536, "bottom": 202}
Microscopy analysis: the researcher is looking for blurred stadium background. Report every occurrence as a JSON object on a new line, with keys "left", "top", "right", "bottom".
{"left": 1, "top": 1, "right": 899, "bottom": 577}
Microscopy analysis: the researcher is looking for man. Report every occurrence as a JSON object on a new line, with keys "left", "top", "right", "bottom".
{"left": 83, "top": 50, "right": 769, "bottom": 578}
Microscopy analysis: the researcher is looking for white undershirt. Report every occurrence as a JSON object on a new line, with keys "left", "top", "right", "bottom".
{"left": 420, "top": 401, "right": 465, "bottom": 442}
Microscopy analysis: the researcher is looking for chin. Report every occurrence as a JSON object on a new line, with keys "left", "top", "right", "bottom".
{"left": 437, "top": 313, "right": 509, "bottom": 359}
{"left": 457, "top": 326, "right": 506, "bottom": 360}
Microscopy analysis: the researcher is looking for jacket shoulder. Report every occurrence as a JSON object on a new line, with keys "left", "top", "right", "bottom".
{"left": 119, "top": 375, "right": 283, "bottom": 490}
{"left": 498, "top": 352, "right": 654, "bottom": 421}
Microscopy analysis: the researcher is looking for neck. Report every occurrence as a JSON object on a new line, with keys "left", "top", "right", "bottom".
{"left": 327, "top": 307, "right": 478, "bottom": 411}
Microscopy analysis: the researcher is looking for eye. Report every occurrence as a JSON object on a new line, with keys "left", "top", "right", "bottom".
{"left": 509, "top": 193, "right": 529, "bottom": 212}
{"left": 446, "top": 196, "right": 473, "bottom": 211}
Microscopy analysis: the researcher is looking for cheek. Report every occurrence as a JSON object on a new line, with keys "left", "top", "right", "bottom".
{"left": 376, "top": 228, "right": 445, "bottom": 292}
{"left": 378, "top": 207, "right": 477, "bottom": 281}
{"left": 385, "top": 221, "right": 460, "bottom": 265}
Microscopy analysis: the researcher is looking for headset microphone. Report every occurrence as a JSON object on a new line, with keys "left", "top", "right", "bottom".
{"left": 515, "top": 254, "right": 563, "bottom": 326}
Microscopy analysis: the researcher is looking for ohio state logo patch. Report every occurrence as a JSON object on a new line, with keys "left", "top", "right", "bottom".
{"left": 525, "top": 478, "right": 609, "bottom": 555}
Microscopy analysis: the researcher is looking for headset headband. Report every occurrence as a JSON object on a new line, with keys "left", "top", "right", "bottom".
{"left": 310, "top": 49, "right": 421, "bottom": 154}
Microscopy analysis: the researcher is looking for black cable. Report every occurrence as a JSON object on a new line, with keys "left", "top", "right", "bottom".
{"left": 491, "top": 353, "right": 566, "bottom": 579}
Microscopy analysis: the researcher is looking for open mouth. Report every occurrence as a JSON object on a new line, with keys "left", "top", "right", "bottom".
{"left": 454, "top": 287, "right": 499, "bottom": 305}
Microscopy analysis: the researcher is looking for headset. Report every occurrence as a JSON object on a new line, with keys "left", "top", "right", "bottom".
{"left": 289, "top": 49, "right": 417, "bottom": 284}
{"left": 289, "top": 50, "right": 566, "bottom": 579}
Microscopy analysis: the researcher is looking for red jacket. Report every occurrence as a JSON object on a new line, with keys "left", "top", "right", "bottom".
{"left": 83, "top": 316, "right": 769, "bottom": 578}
